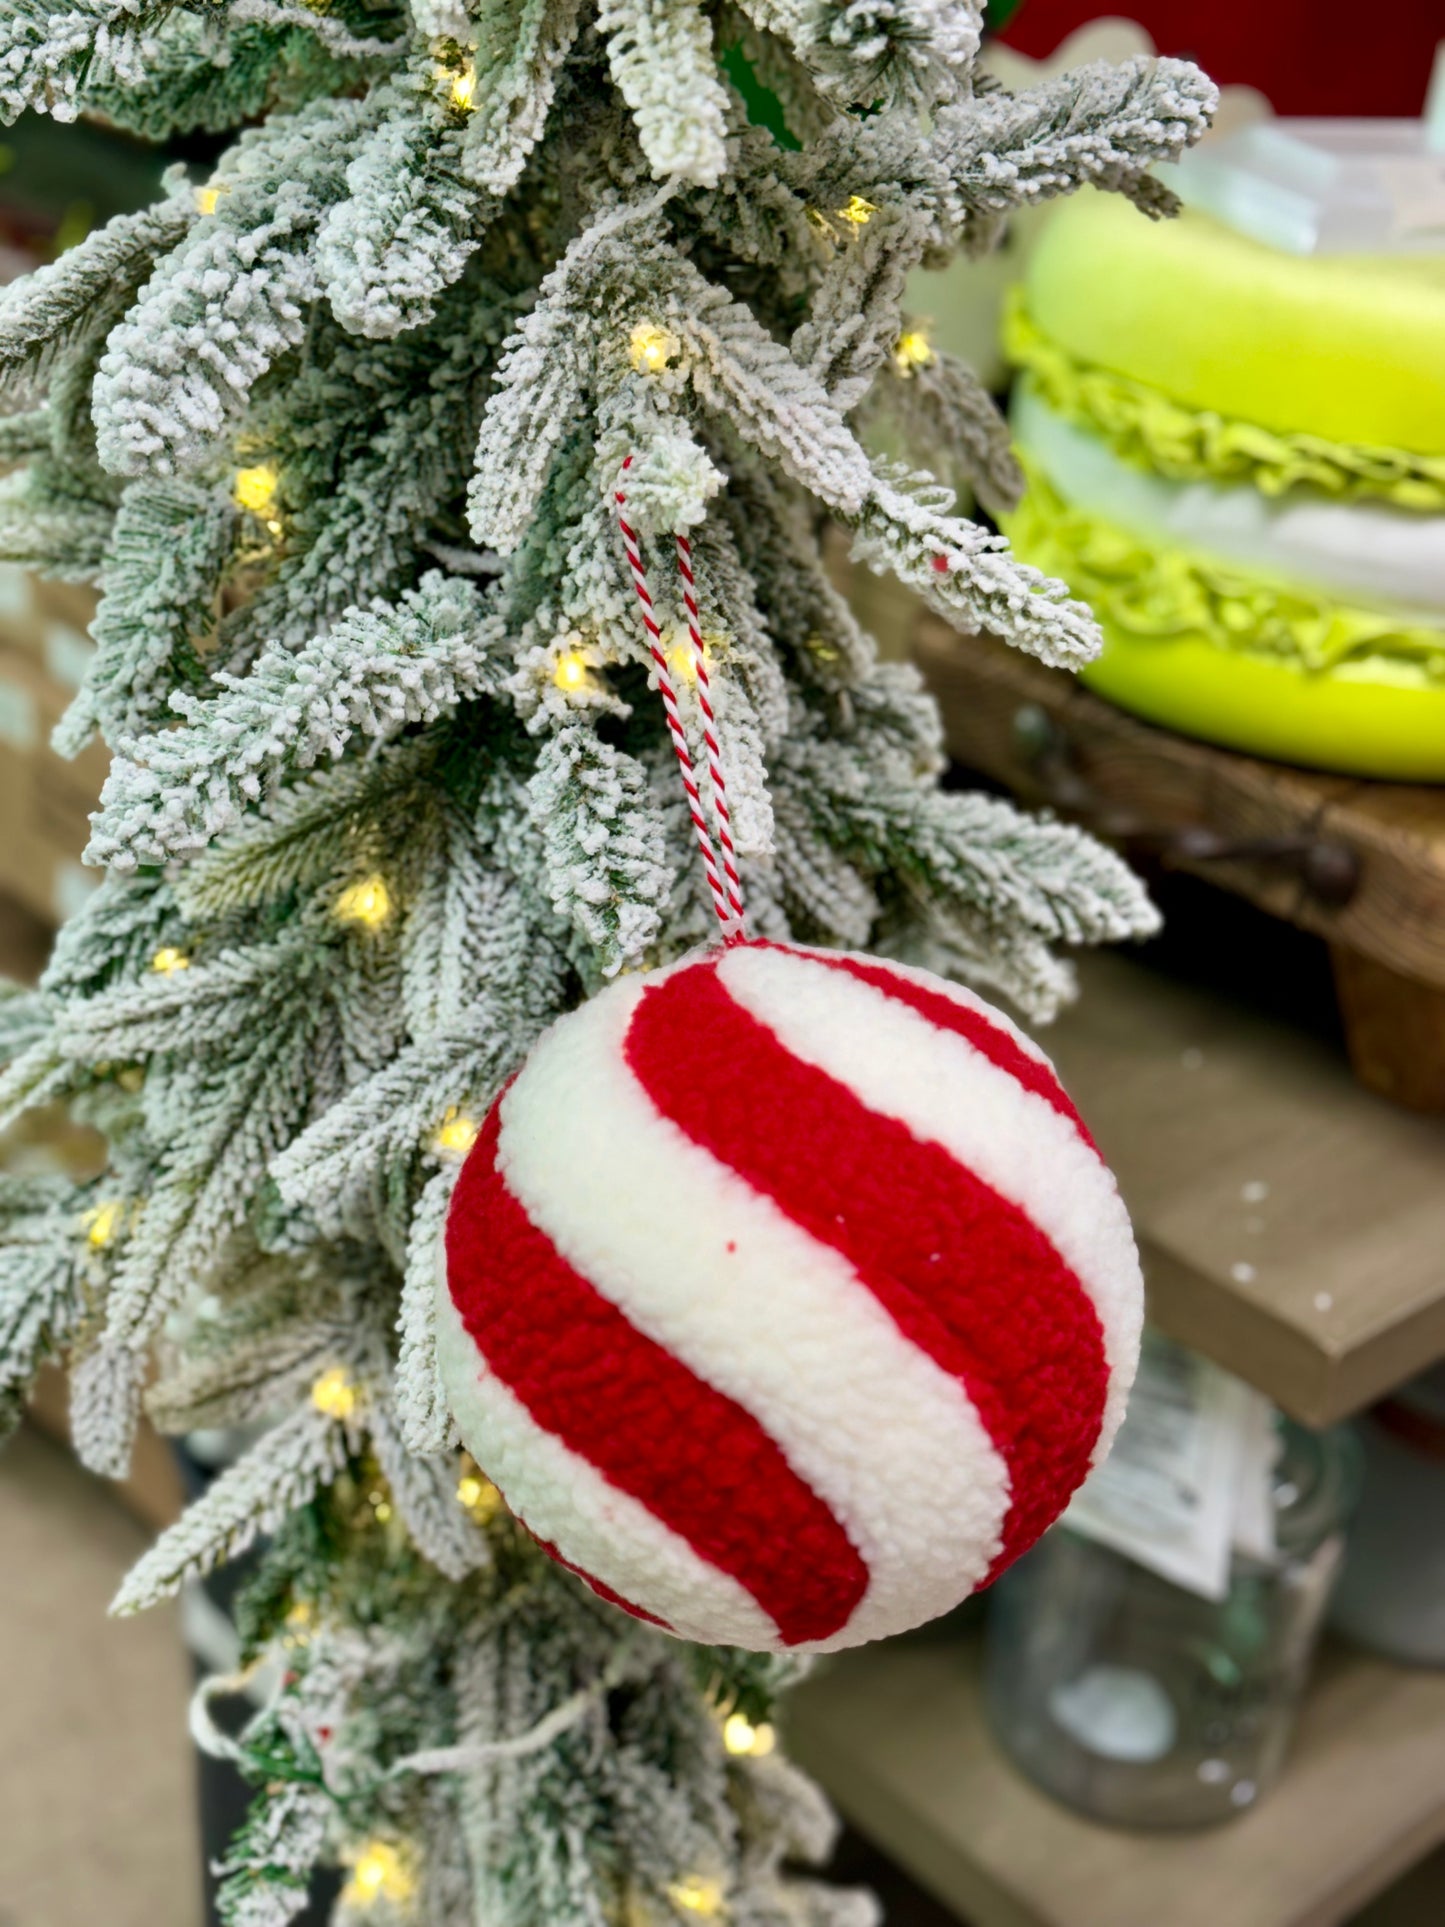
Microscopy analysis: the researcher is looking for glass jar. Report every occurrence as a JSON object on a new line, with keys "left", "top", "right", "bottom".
{"left": 981, "top": 1418, "right": 1359, "bottom": 1828}
{"left": 1330, "top": 1365, "right": 1445, "bottom": 1666}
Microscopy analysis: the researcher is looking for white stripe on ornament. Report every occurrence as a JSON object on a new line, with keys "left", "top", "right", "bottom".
{"left": 496, "top": 958, "right": 1011, "bottom": 1652}
{"left": 801, "top": 940, "right": 1061, "bottom": 1073}
{"left": 717, "top": 944, "right": 1142, "bottom": 1463}
{"left": 434, "top": 1276, "right": 781, "bottom": 1649}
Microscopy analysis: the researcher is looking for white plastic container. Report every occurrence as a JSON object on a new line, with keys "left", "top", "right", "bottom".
{"left": 1174, "top": 119, "right": 1445, "bottom": 256}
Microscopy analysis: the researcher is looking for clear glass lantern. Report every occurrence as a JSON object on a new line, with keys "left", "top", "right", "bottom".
{"left": 981, "top": 1418, "right": 1358, "bottom": 1828}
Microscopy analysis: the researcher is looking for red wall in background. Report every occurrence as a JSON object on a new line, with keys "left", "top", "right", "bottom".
{"left": 999, "top": 1, "right": 1442, "bottom": 117}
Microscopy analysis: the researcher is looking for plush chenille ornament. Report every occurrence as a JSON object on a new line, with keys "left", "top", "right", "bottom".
{"left": 437, "top": 937, "right": 1142, "bottom": 1654}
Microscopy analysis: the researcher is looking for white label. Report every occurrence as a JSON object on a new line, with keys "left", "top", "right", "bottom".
{"left": 1231, "top": 1393, "right": 1279, "bottom": 1565}
{"left": 1048, "top": 1664, "right": 1178, "bottom": 1763}
{"left": 1065, "top": 1331, "right": 1277, "bottom": 1601}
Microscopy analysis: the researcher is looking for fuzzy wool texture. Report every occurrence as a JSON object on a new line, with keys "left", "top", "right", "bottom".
{"left": 442, "top": 942, "right": 1140, "bottom": 1653}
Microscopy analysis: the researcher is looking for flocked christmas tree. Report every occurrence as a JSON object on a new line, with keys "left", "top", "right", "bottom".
{"left": 0, "top": 1, "right": 1213, "bottom": 1919}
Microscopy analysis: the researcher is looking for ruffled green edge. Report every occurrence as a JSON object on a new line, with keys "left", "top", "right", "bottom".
{"left": 1003, "top": 459, "right": 1445, "bottom": 684}
{"left": 1003, "top": 290, "right": 1445, "bottom": 512}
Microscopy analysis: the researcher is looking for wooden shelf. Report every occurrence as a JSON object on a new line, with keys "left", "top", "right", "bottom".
{"left": 915, "top": 620, "right": 1445, "bottom": 1111}
{"left": 787, "top": 1635, "right": 1445, "bottom": 1927}
{"left": 1039, "top": 952, "right": 1445, "bottom": 1425}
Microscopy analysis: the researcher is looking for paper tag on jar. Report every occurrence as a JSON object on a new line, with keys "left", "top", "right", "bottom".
{"left": 1064, "top": 1331, "right": 1276, "bottom": 1601}
{"left": 1231, "top": 1392, "right": 1278, "bottom": 1565}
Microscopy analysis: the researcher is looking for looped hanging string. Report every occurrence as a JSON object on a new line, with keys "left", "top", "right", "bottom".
{"left": 615, "top": 458, "right": 746, "bottom": 944}
{"left": 391, "top": 1685, "right": 596, "bottom": 1775}
{"left": 390, "top": 1633, "right": 644, "bottom": 1778}
{"left": 674, "top": 532, "right": 745, "bottom": 927}
{"left": 189, "top": 1660, "right": 284, "bottom": 1764}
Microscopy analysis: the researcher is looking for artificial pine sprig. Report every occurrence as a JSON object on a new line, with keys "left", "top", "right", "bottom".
{"left": 0, "top": 0, "right": 1213, "bottom": 1916}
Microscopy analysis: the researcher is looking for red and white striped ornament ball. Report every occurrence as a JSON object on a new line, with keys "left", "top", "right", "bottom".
{"left": 438, "top": 938, "right": 1142, "bottom": 1654}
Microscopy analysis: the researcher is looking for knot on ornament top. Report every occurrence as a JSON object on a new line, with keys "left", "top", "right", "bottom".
{"left": 611, "top": 433, "right": 722, "bottom": 537}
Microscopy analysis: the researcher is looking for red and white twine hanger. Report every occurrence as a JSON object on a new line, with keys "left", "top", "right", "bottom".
{"left": 615, "top": 457, "right": 747, "bottom": 944}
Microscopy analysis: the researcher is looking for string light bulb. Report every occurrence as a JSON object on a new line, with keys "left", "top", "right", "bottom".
{"left": 836, "top": 195, "right": 878, "bottom": 227}
{"left": 194, "top": 183, "right": 223, "bottom": 217}
{"left": 668, "top": 1875, "right": 726, "bottom": 1917}
{"left": 805, "top": 197, "right": 878, "bottom": 242}
{"left": 629, "top": 321, "right": 679, "bottom": 374}
{"left": 233, "top": 464, "right": 278, "bottom": 514}
{"left": 234, "top": 462, "right": 284, "bottom": 537}
{"left": 84, "top": 1200, "right": 125, "bottom": 1249}
{"left": 433, "top": 1107, "right": 480, "bottom": 1157}
{"left": 310, "top": 1367, "right": 357, "bottom": 1420}
{"left": 552, "top": 648, "right": 598, "bottom": 696}
{"left": 721, "top": 1713, "right": 775, "bottom": 1758}
{"left": 456, "top": 1467, "right": 503, "bottom": 1521}
{"left": 333, "top": 875, "right": 391, "bottom": 929}
{"left": 448, "top": 61, "right": 476, "bottom": 110}
{"left": 667, "top": 630, "right": 721, "bottom": 684}
{"left": 281, "top": 1599, "right": 316, "bottom": 1654}
{"left": 344, "top": 1840, "right": 413, "bottom": 1906}
{"left": 891, "top": 327, "right": 933, "bottom": 377}
{"left": 150, "top": 945, "right": 190, "bottom": 975}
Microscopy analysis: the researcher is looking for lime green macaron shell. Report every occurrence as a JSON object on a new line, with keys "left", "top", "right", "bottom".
{"left": 1001, "top": 458, "right": 1445, "bottom": 780}
{"left": 1024, "top": 191, "right": 1445, "bottom": 456}
{"left": 1077, "top": 623, "right": 1445, "bottom": 781}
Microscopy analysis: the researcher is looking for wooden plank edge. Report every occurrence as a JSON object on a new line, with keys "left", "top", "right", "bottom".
{"left": 1143, "top": 1231, "right": 1445, "bottom": 1428}
{"left": 912, "top": 621, "right": 1445, "bottom": 993}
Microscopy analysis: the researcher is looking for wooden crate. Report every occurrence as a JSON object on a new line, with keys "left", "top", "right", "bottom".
{"left": 914, "top": 619, "right": 1445, "bottom": 1112}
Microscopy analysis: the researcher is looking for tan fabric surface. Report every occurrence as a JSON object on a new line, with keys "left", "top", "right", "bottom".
{"left": 0, "top": 1426, "right": 197, "bottom": 1927}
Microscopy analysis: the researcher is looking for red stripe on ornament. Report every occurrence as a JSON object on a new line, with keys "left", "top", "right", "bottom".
{"left": 624, "top": 956, "right": 1110, "bottom": 1580}
{"left": 770, "top": 943, "right": 1096, "bottom": 1153}
{"left": 446, "top": 1100, "right": 869, "bottom": 1645}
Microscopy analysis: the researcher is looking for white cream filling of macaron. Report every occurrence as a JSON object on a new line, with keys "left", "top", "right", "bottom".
{"left": 1015, "top": 384, "right": 1445, "bottom": 620}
